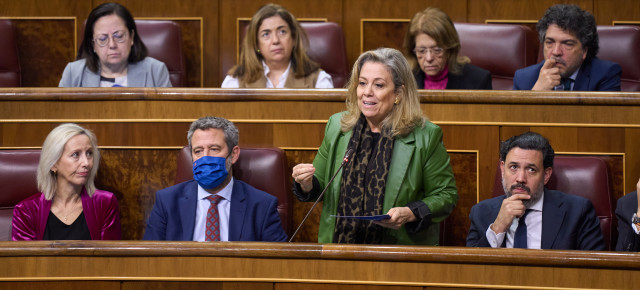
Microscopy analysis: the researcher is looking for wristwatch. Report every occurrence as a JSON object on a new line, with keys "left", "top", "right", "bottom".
{"left": 632, "top": 213, "right": 640, "bottom": 225}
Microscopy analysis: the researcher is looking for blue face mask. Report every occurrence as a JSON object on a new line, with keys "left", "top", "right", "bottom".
{"left": 192, "top": 156, "right": 229, "bottom": 189}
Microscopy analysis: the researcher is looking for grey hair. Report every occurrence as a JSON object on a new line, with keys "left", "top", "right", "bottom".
{"left": 37, "top": 123, "right": 100, "bottom": 200}
{"left": 187, "top": 116, "right": 239, "bottom": 153}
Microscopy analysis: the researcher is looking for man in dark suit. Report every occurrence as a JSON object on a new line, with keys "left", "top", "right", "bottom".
{"left": 466, "top": 132, "right": 605, "bottom": 250}
{"left": 513, "top": 4, "right": 621, "bottom": 91}
{"left": 615, "top": 179, "right": 640, "bottom": 251}
{"left": 143, "top": 116, "right": 287, "bottom": 242}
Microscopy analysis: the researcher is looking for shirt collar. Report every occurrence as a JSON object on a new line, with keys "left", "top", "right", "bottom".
{"left": 567, "top": 66, "right": 580, "bottom": 81}
{"left": 197, "top": 177, "right": 234, "bottom": 201}
{"left": 262, "top": 60, "right": 292, "bottom": 78}
{"left": 528, "top": 190, "right": 545, "bottom": 212}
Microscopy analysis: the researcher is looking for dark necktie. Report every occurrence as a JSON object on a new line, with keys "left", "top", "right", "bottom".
{"left": 205, "top": 195, "right": 224, "bottom": 241}
{"left": 562, "top": 78, "right": 573, "bottom": 91}
{"left": 513, "top": 209, "right": 532, "bottom": 248}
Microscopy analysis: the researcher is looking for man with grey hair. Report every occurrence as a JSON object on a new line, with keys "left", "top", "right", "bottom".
{"left": 144, "top": 116, "right": 287, "bottom": 241}
{"left": 466, "top": 132, "right": 605, "bottom": 250}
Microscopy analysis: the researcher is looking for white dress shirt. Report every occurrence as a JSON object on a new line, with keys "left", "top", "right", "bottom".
{"left": 486, "top": 194, "right": 544, "bottom": 249}
{"left": 221, "top": 61, "right": 333, "bottom": 88}
{"left": 192, "top": 178, "right": 234, "bottom": 242}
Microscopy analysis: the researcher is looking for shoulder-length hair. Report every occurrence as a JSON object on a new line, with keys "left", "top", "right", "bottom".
{"left": 341, "top": 48, "right": 425, "bottom": 138}
{"left": 403, "top": 7, "right": 469, "bottom": 75}
{"left": 77, "top": 2, "right": 148, "bottom": 73}
{"left": 37, "top": 123, "right": 100, "bottom": 200}
{"left": 228, "top": 3, "right": 320, "bottom": 83}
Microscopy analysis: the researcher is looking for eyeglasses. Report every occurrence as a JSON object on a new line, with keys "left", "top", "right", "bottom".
{"left": 413, "top": 46, "right": 444, "bottom": 58}
{"left": 93, "top": 31, "right": 128, "bottom": 47}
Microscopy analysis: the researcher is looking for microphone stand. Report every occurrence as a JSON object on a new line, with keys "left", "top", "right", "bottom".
{"left": 288, "top": 149, "right": 353, "bottom": 242}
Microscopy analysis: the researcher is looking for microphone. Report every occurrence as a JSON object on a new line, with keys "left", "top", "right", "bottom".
{"left": 288, "top": 148, "right": 354, "bottom": 242}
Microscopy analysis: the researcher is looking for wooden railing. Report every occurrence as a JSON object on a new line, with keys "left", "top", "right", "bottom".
{"left": 1, "top": 88, "right": 639, "bottom": 245}
{"left": 0, "top": 241, "right": 639, "bottom": 289}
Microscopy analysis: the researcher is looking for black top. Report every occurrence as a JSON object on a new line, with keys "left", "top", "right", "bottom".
{"left": 43, "top": 211, "right": 91, "bottom": 240}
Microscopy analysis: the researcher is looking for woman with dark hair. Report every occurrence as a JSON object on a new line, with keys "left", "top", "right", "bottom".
{"left": 59, "top": 2, "right": 171, "bottom": 87}
{"left": 292, "top": 48, "right": 457, "bottom": 245}
{"left": 221, "top": 3, "right": 332, "bottom": 88}
{"left": 403, "top": 7, "right": 491, "bottom": 90}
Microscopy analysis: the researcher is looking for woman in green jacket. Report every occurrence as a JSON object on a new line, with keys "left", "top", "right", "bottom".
{"left": 292, "top": 48, "right": 458, "bottom": 245}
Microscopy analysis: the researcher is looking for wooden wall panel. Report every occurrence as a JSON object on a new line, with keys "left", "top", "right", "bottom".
{"left": 2, "top": 242, "right": 640, "bottom": 289}
{"left": 468, "top": 0, "right": 594, "bottom": 23}
{"left": 10, "top": 19, "right": 76, "bottom": 87}
{"left": 362, "top": 20, "right": 409, "bottom": 53}
{"left": 121, "top": 281, "right": 274, "bottom": 290}
{"left": 441, "top": 151, "right": 477, "bottom": 246}
{"left": 595, "top": 0, "right": 640, "bottom": 25}
{"left": 175, "top": 19, "right": 203, "bottom": 87}
{"left": 343, "top": 0, "right": 409, "bottom": 65}
{"left": 96, "top": 149, "right": 177, "bottom": 240}
{"left": 0, "top": 281, "right": 119, "bottom": 290}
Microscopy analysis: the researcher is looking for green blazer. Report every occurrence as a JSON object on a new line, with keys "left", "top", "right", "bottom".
{"left": 313, "top": 112, "right": 458, "bottom": 245}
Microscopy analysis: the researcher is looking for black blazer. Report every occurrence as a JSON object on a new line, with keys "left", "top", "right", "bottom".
{"left": 414, "top": 63, "right": 492, "bottom": 90}
{"left": 615, "top": 191, "right": 640, "bottom": 251}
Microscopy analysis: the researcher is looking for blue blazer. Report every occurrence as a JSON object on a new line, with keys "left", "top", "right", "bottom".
{"left": 466, "top": 189, "right": 605, "bottom": 250}
{"left": 143, "top": 179, "right": 287, "bottom": 242}
{"left": 513, "top": 58, "right": 621, "bottom": 91}
{"left": 615, "top": 191, "right": 640, "bottom": 251}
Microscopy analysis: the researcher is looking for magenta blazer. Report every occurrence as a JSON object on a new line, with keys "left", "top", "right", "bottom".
{"left": 11, "top": 189, "right": 122, "bottom": 240}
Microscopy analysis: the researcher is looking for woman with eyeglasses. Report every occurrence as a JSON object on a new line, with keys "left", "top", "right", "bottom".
{"left": 59, "top": 2, "right": 171, "bottom": 87}
{"left": 221, "top": 4, "right": 333, "bottom": 88}
{"left": 403, "top": 7, "right": 492, "bottom": 90}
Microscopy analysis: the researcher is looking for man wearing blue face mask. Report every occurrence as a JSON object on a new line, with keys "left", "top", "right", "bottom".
{"left": 143, "top": 116, "right": 288, "bottom": 242}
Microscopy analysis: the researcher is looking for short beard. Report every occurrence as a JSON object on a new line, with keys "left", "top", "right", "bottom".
{"left": 502, "top": 179, "right": 544, "bottom": 208}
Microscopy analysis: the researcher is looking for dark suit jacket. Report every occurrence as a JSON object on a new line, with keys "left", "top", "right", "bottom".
{"left": 513, "top": 58, "right": 621, "bottom": 91}
{"left": 466, "top": 189, "right": 605, "bottom": 250}
{"left": 615, "top": 191, "right": 640, "bottom": 251}
{"left": 415, "top": 63, "right": 492, "bottom": 90}
{"left": 143, "top": 179, "right": 287, "bottom": 242}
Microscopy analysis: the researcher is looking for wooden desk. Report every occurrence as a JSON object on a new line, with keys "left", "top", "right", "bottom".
{"left": 0, "top": 241, "right": 639, "bottom": 289}
{"left": 1, "top": 88, "right": 638, "bottom": 245}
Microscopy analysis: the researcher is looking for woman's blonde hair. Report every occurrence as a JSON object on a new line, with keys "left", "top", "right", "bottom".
{"left": 37, "top": 123, "right": 100, "bottom": 200}
{"left": 228, "top": 3, "right": 320, "bottom": 84}
{"left": 403, "top": 7, "right": 469, "bottom": 75}
{"left": 341, "top": 48, "right": 425, "bottom": 138}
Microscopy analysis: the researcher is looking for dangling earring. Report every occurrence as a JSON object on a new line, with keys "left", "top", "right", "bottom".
{"left": 256, "top": 49, "right": 261, "bottom": 53}
{"left": 394, "top": 98, "right": 399, "bottom": 105}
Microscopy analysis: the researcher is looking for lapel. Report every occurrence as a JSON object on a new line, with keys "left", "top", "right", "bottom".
{"left": 327, "top": 129, "right": 351, "bottom": 210}
{"left": 414, "top": 71, "right": 425, "bottom": 89}
{"left": 541, "top": 189, "right": 566, "bottom": 249}
{"left": 83, "top": 67, "right": 101, "bottom": 87}
{"left": 37, "top": 194, "right": 52, "bottom": 240}
{"left": 179, "top": 181, "right": 199, "bottom": 241}
{"left": 383, "top": 132, "right": 415, "bottom": 211}
{"left": 126, "top": 61, "right": 146, "bottom": 87}
{"left": 572, "top": 61, "right": 592, "bottom": 91}
{"left": 80, "top": 188, "right": 98, "bottom": 240}
{"left": 445, "top": 72, "right": 462, "bottom": 89}
{"left": 228, "top": 180, "right": 247, "bottom": 241}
